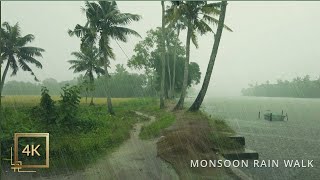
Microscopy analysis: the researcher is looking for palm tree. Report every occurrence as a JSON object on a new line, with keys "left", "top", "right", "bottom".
{"left": 68, "top": 46, "right": 104, "bottom": 105}
{"left": 189, "top": 1, "right": 231, "bottom": 111}
{"left": 166, "top": 1, "right": 215, "bottom": 110}
{"left": 166, "top": 2, "right": 186, "bottom": 98}
{"left": 160, "top": 1, "right": 166, "bottom": 108}
{"left": 69, "top": 1, "right": 141, "bottom": 114}
{"left": 0, "top": 22, "right": 44, "bottom": 94}
{"left": 167, "top": 1, "right": 231, "bottom": 110}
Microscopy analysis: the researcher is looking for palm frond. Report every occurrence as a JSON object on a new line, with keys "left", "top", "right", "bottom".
{"left": 18, "top": 59, "right": 40, "bottom": 81}
{"left": 108, "top": 26, "right": 141, "bottom": 42}
{"left": 202, "top": 15, "right": 232, "bottom": 32}
{"left": 191, "top": 30, "right": 199, "bottom": 48}
{"left": 18, "top": 55, "right": 43, "bottom": 69}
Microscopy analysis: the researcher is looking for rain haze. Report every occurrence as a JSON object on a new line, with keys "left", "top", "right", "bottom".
{"left": 3, "top": 1, "right": 320, "bottom": 96}
{"left": 2, "top": 1, "right": 320, "bottom": 180}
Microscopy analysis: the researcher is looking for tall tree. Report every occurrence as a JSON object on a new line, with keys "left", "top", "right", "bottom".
{"left": 166, "top": 2, "right": 218, "bottom": 110}
{"left": 0, "top": 22, "right": 44, "bottom": 94}
{"left": 69, "top": 1, "right": 141, "bottom": 114}
{"left": 128, "top": 28, "right": 201, "bottom": 98}
{"left": 68, "top": 46, "right": 104, "bottom": 105}
{"left": 166, "top": 2, "right": 186, "bottom": 99}
{"left": 189, "top": 1, "right": 230, "bottom": 111}
{"left": 160, "top": 1, "right": 166, "bottom": 108}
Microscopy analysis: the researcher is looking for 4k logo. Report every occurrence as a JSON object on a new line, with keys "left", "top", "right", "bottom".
{"left": 10, "top": 133, "right": 49, "bottom": 172}
{"left": 22, "top": 145, "right": 41, "bottom": 157}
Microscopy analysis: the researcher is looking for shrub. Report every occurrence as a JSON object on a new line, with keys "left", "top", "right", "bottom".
{"left": 58, "top": 85, "right": 81, "bottom": 127}
{"left": 39, "top": 86, "right": 56, "bottom": 124}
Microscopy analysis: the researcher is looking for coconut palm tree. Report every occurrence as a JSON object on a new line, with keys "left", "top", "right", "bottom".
{"left": 0, "top": 22, "right": 44, "bottom": 94}
{"left": 167, "top": 1, "right": 231, "bottom": 110}
{"left": 69, "top": 1, "right": 141, "bottom": 114}
{"left": 160, "top": 1, "right": 166, "bottom": 108}
{"left": 68, "top": 46, "right": 104, "bottom": 105}
{"left": 189, "top": 1, "right": 231, "bottom": 111}
{"left": 166, "top": 2, "right": 186, "bottom": 98}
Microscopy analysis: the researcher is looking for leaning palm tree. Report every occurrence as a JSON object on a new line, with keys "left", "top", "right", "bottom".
{"left": 0, "top": 22, "right": 44, "bottom": 94}
{"left": 68, "top": 46, "right": 104, "bottom": 105}
{"left": 189, "top": 1, "right": 231, "bottom": 111}
{"left": 69, "top": 1, "right": 141, "bottom": 114}
{"left": 167, "top": 1, "right": 231, "bottom": 110}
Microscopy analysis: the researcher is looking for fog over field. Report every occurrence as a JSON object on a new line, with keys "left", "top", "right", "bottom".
{"left": 3, "top": 1, "right": 320, "bottom": 96}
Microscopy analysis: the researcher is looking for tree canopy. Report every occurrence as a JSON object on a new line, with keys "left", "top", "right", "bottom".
{"left": 241, "top": 75, "right": 320, "bottom": 98}
{"left": 128, "top": 28, "right": 201, "bottom": 98}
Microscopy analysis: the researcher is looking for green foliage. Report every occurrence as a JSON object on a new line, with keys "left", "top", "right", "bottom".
{"left": 128, "top": 28, "right": 201, "bottom": 96}
{"left": 92, "top": 64, "right": 150, "bottom": 97}
{"left": 241, "top": 75, "right": 320, "bottom": 98}
{"left": 2, "top": 69, "right": 150, "bottom": 97}
{"left": 1, "top": 107, "right": 40, "bottom": 161}
{"left": 69, "top": 1, "right": 141, "bottom": 77}
{"left": 58, "top": 85, "right": 81, "bottom": 126}
{"left": 0, "top": 22, "right": 45, "bottom": 89}
{"left": 39, "top": 86, "right": 56, "bottom": 124}
{"left": 208, "top": 117, "right": 242, "bottom": 151}
{"left": 2, "top": 78, "right": 79, "bottom": 96}
{"left": 1, "top": 98, "right": 156, "bottom": 174}
{"left": 165, "top": 1, "right": 232, "bottom": 46}
{"left": 139, "top": 113, "right": 175, "bottom": 140}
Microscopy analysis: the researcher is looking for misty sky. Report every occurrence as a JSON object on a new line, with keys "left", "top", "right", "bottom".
{"left": 2, "top": 1, "right": 320, "bottom": 96}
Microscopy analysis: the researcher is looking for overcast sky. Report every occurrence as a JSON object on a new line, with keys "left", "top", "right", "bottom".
{"left": 2, "top": 1, "right": 320, "bottom": 96}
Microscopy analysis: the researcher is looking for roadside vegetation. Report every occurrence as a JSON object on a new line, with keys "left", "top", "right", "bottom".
{"left": 140, "top": 112, "right": 175, "bottom": 140}
{"left": 0, "top": 1, "right": 235, "bottom": 178}
{"left": 1, "top": 93, "right": 155, "bottom": 173}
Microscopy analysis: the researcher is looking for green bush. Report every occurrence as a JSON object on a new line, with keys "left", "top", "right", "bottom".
{"left": 40, "top": 86, "right": 56, "bottom": 124}
{"left": 58, "top": 85, "right": 81, "bottom": 127}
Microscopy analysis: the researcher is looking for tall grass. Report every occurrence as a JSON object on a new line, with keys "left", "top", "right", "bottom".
{"left": 1, "top": 97, "right": 156, "bottom": 174}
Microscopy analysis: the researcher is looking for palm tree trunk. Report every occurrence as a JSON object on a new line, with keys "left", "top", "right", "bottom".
{"left": 172, "top": 44, "right": 176, "bottom": 98}
{"left": 90, "top": 95, "right": 94, "bottom": 105}
{"left": 160, "top": 1, "right": 166, "bottom": 109}
{"left": 89, "top": 78, "right": 94, "bottom": 105}
{"left": 85, "top": 88, "right": 88, "bottom": 104}
{"left": 165, "top": 37, "right": 172, "bottom": 99}
{"left": 174, "top": 20, "right": 192, "bottom": 110}
{"left": 104, "top": 63, "right": 114, "bottom": 114}
{"left": 0, "top": 59, "right": 10, "bottom": 93}
{"left": 189, "top": 1, "right": 228, "bottom": 112}
{"left": 171, "top": 29, "right": 180, "bottom": 99}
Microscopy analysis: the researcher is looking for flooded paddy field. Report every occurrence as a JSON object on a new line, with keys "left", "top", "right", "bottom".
{"left": 197, "top": 96, "right": 320, "bottom": 180}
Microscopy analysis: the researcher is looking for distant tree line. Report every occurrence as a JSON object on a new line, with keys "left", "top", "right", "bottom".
{"left": 3, "top": 61, "right": 201, "bottom": 99}
{"left": 2, "top": 64, "right": 157, "bottom": 98}
{"left": 241, "top": 75, "right": 320, "bottom": 98}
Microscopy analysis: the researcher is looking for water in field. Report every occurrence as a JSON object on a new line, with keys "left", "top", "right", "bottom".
{"left": 197, "top": 96, "right": 320, "bottom": 180}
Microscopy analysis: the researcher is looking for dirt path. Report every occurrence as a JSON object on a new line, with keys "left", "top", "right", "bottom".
{"left": 43, "top": 111, "right": 178, "bottom": 180}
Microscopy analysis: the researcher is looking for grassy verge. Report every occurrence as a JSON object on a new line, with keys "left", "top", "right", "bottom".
{"left": 139, "top": 113, "right": 175, "bottom": 139}
{"left": 156, "top": 105, "right": 242, "bottom": 179}
{"left": 1, "top": 97, "right": 155, "bottom": 174}
{"left": 209, "top": 117, "right": 243, "bottom": 152}
{"left": 130, "top": 100, "right": 176, "bottom": 140}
